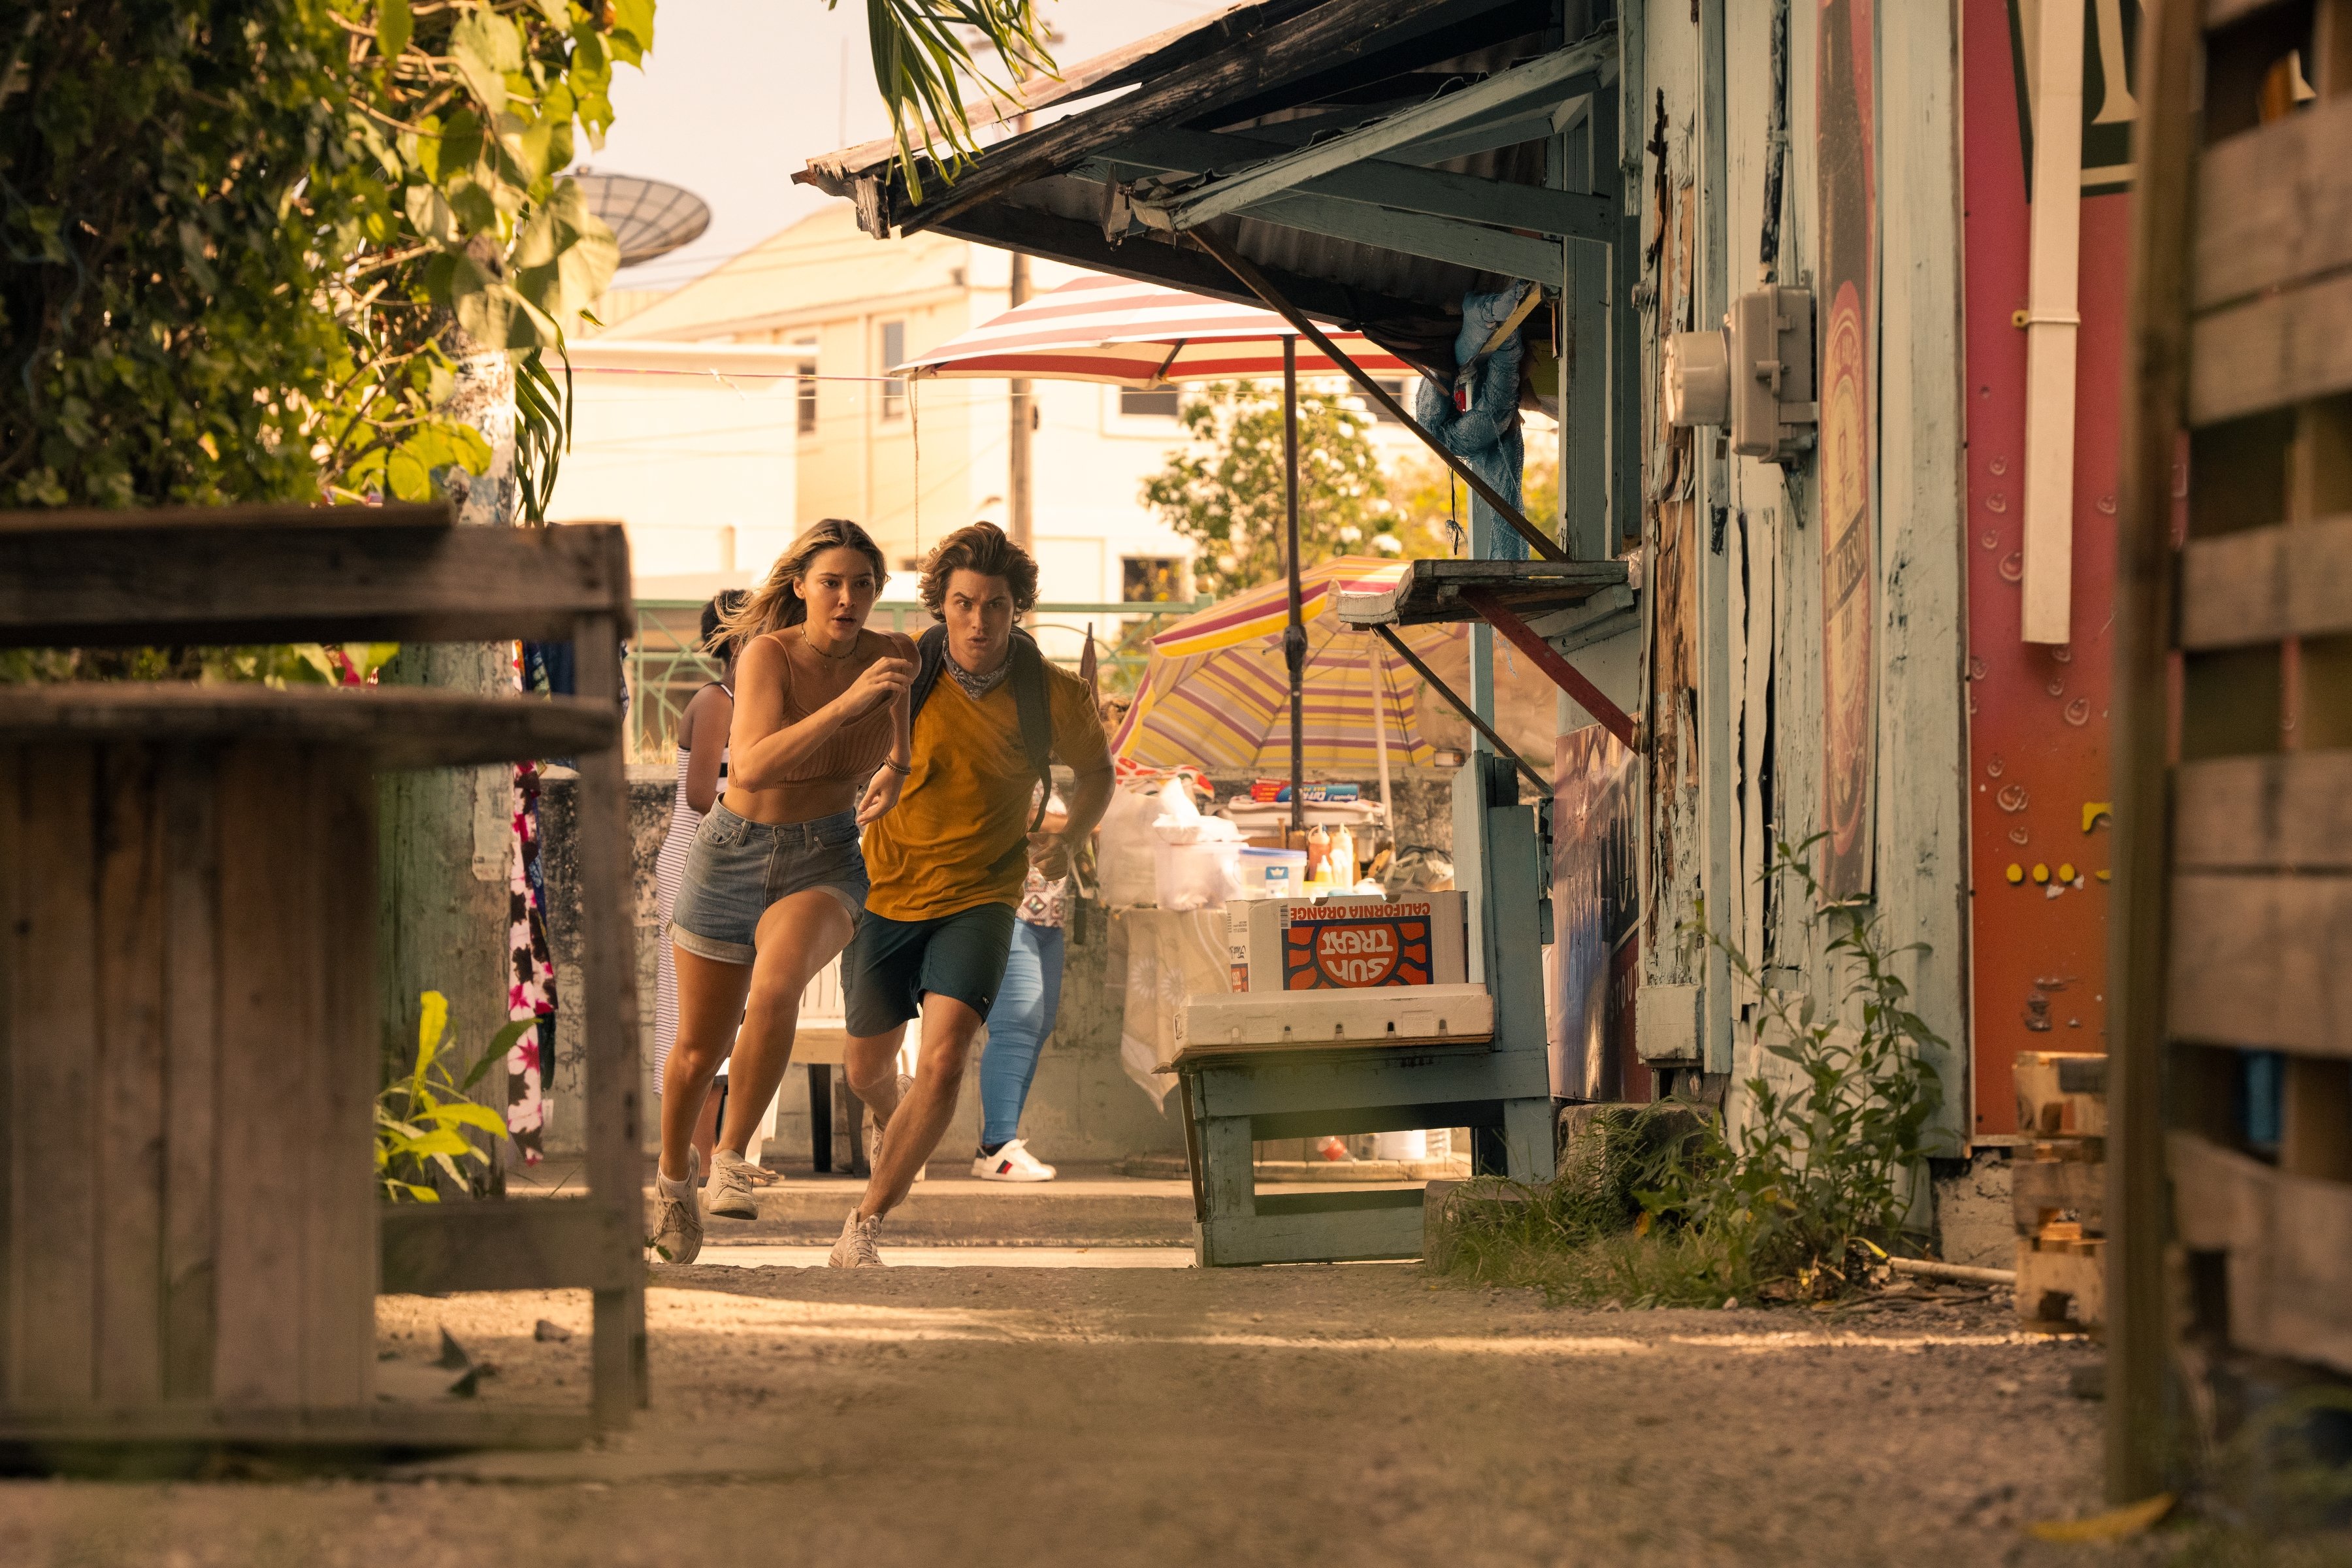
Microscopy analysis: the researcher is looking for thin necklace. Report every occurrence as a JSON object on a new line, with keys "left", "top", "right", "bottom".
{"left": 805, "top": 628, "right": 857, "bottom": 661}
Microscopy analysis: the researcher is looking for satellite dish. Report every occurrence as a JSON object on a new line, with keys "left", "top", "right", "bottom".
{"left": 572, "top": 172, "right": 711, "bottom": 267}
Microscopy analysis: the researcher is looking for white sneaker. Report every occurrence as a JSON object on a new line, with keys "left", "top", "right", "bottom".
{"left": 972, "top": 1139, "right": 1057, "bottom": 1183}
{"left": 706, "top": 1147, "right": 764, "bottom": 1219}
{"left": 648, "top": 1147, "right": 702, "bottom": 1264}
{"left": 865, "top": 1073, "right": 926, "bottom": 1181}
{"left": 827, "top": 1207, "right": 887, "bottom": 1269}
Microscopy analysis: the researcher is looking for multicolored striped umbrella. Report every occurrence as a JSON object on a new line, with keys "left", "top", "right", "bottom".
{"left": 894, "top": 274, "right": 1413, "bottom": 386}
{"left": 1112, "top": 558, "right": 1464, "bottom": 774}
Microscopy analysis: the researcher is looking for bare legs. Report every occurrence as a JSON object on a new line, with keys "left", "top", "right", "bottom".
{"left": 659, "top": 889, "right": 855, "bottom": 1184}
{"left": 843, "top": 994, "right": 985, "bottom": 1220}
{"left": 660, "top": 947, "right": 751, "bottom": 1183}
{"left": 719, "top": 891, "right": 855, "bottom": 1157}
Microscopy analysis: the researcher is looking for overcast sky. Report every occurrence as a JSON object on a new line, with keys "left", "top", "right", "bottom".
{"left": 586, "top": 0, "right": 1231, "bottom": 292}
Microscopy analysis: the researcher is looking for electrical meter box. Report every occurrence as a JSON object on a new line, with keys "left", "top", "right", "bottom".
{"left": 1664, "top": 286, "right": 1818, "bottom": 465}
{"left": 1727, "top": 285, "right": 1816, "bottom": 462}
{"left": 1243, "top": 892, "right": 1468, "bottom": 991}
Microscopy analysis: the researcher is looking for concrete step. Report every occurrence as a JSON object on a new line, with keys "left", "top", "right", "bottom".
{"left": 691, "top": 1168, "right": 1200, "bottom": 1245}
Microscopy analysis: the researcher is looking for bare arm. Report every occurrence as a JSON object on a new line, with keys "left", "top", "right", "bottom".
{"left": 1028, "top": 677, "right": 1115, "bottom": 879}
{"left": 726, "top": 635, "right": 913, "bottom": 791}
{"left": 681, "top": 687, "right": 732, "bottom": 815}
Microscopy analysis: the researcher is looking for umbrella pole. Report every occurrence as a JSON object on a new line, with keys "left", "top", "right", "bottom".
{"left": 1284, "top": 336, "right": 1305, "bottom": 847}
{"left": 1372, "top": 656, "right": 1392, "bottom": 842}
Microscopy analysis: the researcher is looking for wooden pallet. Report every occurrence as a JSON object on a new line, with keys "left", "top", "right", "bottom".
{"left": 0, "top": 504, "right": 645, "bottom": 1454}
{"left": 2112, "top": 0, "right": 2352, "bottom": 1497}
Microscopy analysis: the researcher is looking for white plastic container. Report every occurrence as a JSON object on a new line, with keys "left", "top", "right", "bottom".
{"left": 1234, "top": 846, "right": 1308, "bottom": 900}
{"left": 1152, "top": 837, "right": 1241, "bottom": 911}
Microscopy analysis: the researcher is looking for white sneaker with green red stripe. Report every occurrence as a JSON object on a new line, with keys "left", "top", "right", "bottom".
{"left": 972, "top": 1139, "right": 1056, "bottom": 1183}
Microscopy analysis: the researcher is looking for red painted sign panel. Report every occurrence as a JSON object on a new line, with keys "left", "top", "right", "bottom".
{"left": 1961, "top": 0, "right": 2138, "bottom": 1134}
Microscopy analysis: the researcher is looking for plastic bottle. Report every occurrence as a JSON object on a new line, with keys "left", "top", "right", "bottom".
{"left": 1331, "top": 825, "right": 1356, "bottom": 886}
{"left": 1305, "top": 823, "right": 1331, "bottom": 883}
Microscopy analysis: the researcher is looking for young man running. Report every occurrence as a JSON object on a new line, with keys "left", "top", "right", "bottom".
{"left": 828, "top": 523, "right": 1113, "bottom": 1267}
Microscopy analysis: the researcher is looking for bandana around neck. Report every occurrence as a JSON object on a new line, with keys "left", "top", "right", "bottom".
{"left": 945, "top": 653, "right": 1011, "bottom": 702}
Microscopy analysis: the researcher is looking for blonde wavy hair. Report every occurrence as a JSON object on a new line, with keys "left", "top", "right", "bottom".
{"left": 721, "top": 518, "right": 889, "bottom": 643}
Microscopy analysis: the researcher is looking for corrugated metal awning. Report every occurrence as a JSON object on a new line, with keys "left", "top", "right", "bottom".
{"left": 795, "top": 0, "right": 1616, "bottom": 380}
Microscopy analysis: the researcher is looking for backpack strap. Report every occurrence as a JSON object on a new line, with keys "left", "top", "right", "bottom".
{"left": 907, "top": 624, "right": 1056, "bottom": 831}
{"left": 1006, "top": 632, "right": 1054, "bottom": 832}
{"left": 907, "top": 623, "right": 950, "bottom": 721}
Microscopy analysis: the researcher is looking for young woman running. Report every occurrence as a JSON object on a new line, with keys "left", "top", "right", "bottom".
{"left": 651, "top": 519, "right": 916, "bottom": 1264}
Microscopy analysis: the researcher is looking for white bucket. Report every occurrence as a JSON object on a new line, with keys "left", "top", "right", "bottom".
{"left": 1234, "top": 847, "right": 1308, "bottom": 900}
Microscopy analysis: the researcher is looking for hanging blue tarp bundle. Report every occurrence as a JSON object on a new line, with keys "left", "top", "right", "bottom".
{"left": 1413, "top": 286, "right": 1529, "bottom": 560}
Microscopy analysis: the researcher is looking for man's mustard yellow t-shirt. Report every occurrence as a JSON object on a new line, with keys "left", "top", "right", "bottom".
{"left": 862, "top": 657, "right": 1109, "bottom": 923}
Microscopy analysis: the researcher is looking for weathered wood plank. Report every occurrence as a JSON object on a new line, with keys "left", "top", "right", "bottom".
{"left": 0, "top": 687, "right": 616, "bottom": 770}
{"left": 1199, "top": 1115, "right": 1256, "bottom": 1226}
{"left": 2013, "top": 1051, "right": 2110, "bottom": 1137}
{"left": 2189, "top": 269, "right": 2352, "bottom": 427}
{"left": 380, "top": 1201, "right": 640, "bottom": 1296}
{"left": 0, "top": 502, "right": 449, "bottom": 534}
{"left": 0, "top": 521, "right": 632, "bottom": 648}
{"left": 158, "top": 747, "right": 220, "bottom": 1403}
{"left": 2281, "top": 1056, "right": 2352, "bottom": 1181}
{"left": 93, "top": 745, "right": 167, "bottom": 1407}
{"left": 2264, "top": 1163, "right": 2352, "bottom": 1373}
{"left": 2167, "top": 1128, "right": 2352, "bottom": 1375}
{"left": 1198, "top": 1198, "right": 1428, "bottom": 1266}
{"left": 2176, "top": 752, "right": 2352, "bottom": 870}
{"left": 572, "top": 613, "right": 644, "bottom": 1426}
{"left": 0, "top": 1404, "right": 591, "bottom": 1451}
{"left": 302, "top": 751, "right": 377, "bottom": 1408}
{"left": 2016, "top": 1236, "right": 2106, "bottom": 1329}
{"left": 210, "top": 745, "right": 309, "bottom": 1409}
{"left": 11, "top": 745, "right": 101, "bottom": 1407}
{"left": 2014, "top": 1156, "right": 2106, "bottom": 1233}
{"left": 0, "top": 747, "right": 20, "bottom": 1403}
{"left": 1192, "top": 1045, "right": 1546, "bottom": 1121}
{"left": 2194, "top": 95, "right": 2352, "bottom": 310}
{"left": 2178, "top": 513, "right": 2352, "bottom": 648}
{"left": 2168, "top": 872, "right": 2352, "bottom": 1056}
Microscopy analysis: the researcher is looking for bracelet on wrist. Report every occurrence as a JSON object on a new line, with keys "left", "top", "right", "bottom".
{"left": 883, "top": 758, "right": 911, "bottom": 774}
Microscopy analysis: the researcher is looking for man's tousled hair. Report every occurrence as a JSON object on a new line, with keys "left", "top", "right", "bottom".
{"left": 918, "top": 521, "right": 1039, "bottom": 618}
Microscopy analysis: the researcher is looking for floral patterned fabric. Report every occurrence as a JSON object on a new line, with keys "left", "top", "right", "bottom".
{"left": 1016, "top": 864, "right": 1068, "bottom": 930}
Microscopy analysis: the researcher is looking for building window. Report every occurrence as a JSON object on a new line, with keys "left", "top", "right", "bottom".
{"left": 1122, "top": 557, "right": 1182, "bottom": 604}
{"left": 1118, "top": 387, "right": 1181, "bottom": 419}
{"left": 1367, "top": 376, "right": 1411, "bottom": 423}
{"left": 796, "top": 361, "right": 817, "bottom": 435}
{"left": 880, "top": 319, "right": 906, "bottom": 420}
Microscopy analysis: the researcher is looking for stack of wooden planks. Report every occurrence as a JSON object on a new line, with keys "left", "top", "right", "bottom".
{"left": 2012, "top": 1052, "right": 2108, "bottom": 1332}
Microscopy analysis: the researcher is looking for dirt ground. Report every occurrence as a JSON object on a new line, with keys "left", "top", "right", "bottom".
{"left": 0, "top": 1257, "right": 2168, "bottom": 1568}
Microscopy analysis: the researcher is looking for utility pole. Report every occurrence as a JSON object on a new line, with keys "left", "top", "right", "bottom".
{"left": 962, "top": 22, "right": 1058, "bottom": 554}
{"left": 1007, "top": 148, "right": 1033, "bottom": 552}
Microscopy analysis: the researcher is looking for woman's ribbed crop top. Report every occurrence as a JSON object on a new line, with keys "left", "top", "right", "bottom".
{"left": 764, "top": 628, "right": 911, "bottom": 785}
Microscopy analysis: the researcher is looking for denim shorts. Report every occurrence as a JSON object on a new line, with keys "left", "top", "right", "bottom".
{"left": 668, "top": 804, "right": 868, "bottom": 966}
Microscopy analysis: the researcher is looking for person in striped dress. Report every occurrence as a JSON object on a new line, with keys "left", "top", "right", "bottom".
{"left": 651, "top": 595, "right": 747, "bottom": 1172}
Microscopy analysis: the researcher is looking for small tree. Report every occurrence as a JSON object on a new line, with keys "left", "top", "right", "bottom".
{"left": 1386, "top": 446, "right": 1560, "bottom": 553}
{"left": 1140, "top": 381, "right": 1452, "bottom": 600}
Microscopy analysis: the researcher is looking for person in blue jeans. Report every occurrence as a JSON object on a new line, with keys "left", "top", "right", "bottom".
{"left": 973, "top": 792, "right": 1070, "bottom": 1181}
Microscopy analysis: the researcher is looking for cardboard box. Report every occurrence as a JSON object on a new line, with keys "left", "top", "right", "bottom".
{"left": 1243, "top": 892, "right": 1467, "bottom": 991}
{"left": 1171, "top": 983, "right": 1494, "bottom": 1065}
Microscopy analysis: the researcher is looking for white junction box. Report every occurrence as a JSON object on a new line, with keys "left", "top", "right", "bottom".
{"left": 1170, "top": 983, "right": 1494, "bottom": 1067}
{"left": 1241, "top": 892, "right": 1468, "bottom": 992}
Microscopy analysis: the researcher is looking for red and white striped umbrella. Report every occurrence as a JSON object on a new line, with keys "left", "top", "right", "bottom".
{"left": 894, "top": 273, "right": 1412, "bottom": 386}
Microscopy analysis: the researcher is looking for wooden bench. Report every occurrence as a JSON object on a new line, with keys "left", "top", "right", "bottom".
{"left": 0, "top": 502, "right": 643, "bottom": 1454}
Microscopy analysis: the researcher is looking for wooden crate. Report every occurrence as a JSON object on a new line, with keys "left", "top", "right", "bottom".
{"left": 2112, "top": 0, "right": 2352, "bottom": 1497}
{"left": 0, "top": 506, "right": 643, "bottom": 1452}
